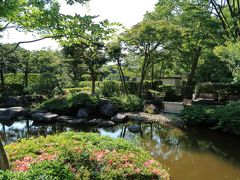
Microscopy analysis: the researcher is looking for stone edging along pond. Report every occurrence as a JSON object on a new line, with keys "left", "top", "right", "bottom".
{"left": 0, "top": 105, "right": 181, "bottom": 132}
{"left": 1, "top": 132, "right": 170, "bottom": 179}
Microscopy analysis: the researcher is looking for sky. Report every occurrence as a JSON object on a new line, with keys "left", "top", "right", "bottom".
{"left": 1, "top": 0, "right": 157, "bottom": 51}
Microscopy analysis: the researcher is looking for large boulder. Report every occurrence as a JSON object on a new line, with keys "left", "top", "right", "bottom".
{"left": 32, "top": 112, "right": 58, "bottom": 122}
{"left": 63, "top": 119, "right": 86, "bottom": 125}
{"left": 99, "top": 121, "right": 115, "bottom": 127}
{"left": 111, "top": 113, "right": 128, "bottom": 123}
{"left": 84, "top": 118, "right": 102, "bottom": 125}
{"left": 128, "top": 124, "right": 142, "bottom": 133}
{"left": 57, "top": 116, "right": 75, "bottom": 122}
{"left": 57, "top": 116, "right": 86, "bottom": 125}
{"left": 8, "top": 107, "right": 28, "bottom": 118}
{"left": 143, "top": 104, "right": 159, "bottom": 114}
{"left": 0, "top": 107, "right": 27, "bottom": 121}
{"left": 100, "top": 103, "right": 116, "bottom": 117}
{"left": 4, "top": 97, "right": 18, "bottom": 107}
{"left": 77, "top": 108, "right": 89, "bottom": 119}
{"left": 0, "top": 108, "right": 11, "bottom": 121}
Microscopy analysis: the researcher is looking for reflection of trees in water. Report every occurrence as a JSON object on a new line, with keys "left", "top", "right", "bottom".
{"left": 139, "top": 123, "right": 240, "bottom": 165}
{"left": 1, "top": 120, "right": 240, "bottom": 166}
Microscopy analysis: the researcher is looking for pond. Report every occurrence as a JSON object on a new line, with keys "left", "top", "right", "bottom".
{"left": 1, "top": 120, "right": 240, "bottom": 180}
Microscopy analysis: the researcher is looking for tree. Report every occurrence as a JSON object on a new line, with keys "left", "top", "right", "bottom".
{"left": 122, "top": 20, "right": 181, "bottom": 96}
{"left": 214, "top": 41, "right": 240, "bottom": 81}
{"left": 107, "top": 40, "right": 128, "bottom": 94}
{"left": 62, "top": 19, "right": 117, "bottom": 94}
{"left": 209, "top": 0, "right": 240, "bottom": 40}
{"left": 0, "top": 44, "right": 20, "bottom": 90}
{"left": 145, "top": 0, "right": 225, "bottom": 86}
{"left": 64, "top": 42, "right": 108, "bottom": 94}
{"left": 0, "top": 0, "right": 92, "bottom": 54}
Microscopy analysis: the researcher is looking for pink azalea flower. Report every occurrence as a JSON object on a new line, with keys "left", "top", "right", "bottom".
{"left": 144, "top": 160, "right": 155, "bottom": 167}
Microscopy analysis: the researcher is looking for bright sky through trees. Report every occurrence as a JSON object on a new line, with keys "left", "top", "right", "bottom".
{"left": 0, "top": 0, "right": 157, "bottom": 50}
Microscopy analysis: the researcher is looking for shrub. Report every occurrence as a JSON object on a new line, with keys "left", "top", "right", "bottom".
{"left": 110, "top": 94, "right": 142, "bottom": 112}
{"left": 65, "top": 87, "right": 92, "bottom": 94}
{"left": 180, "top": 105, "right": 218, "bottom": 125}
{"left": 26, "top": 73, "right": 63, "bottom": 97}
{"left": 195, "top": 83, "right": 240, "bottom": 101}
{"left": 100, "top": 80, "right": 122, "bottom": 97}
{"left": 2, "top": 132, "right": 170, "bottom": 179}
{"left": 213, "top": 102, "right": 240, "bottom": 135}
{"left": 38, "top": 92, "right": 100, "bottom": 111}
{"left": 181, "top": 102, "right": 240, "bottom": 135}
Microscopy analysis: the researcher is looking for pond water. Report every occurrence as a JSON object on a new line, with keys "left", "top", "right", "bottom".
{"left": 1, "top": 120, "right": 240, "bottom": 180}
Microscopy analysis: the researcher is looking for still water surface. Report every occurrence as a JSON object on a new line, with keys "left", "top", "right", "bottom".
{"left": 1, "top": 120, "right": 240, "bottom": 180}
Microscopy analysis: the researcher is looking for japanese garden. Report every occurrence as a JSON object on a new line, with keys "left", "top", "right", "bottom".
{"left": 0, "top": 0, "right": 240, "bottom": 179}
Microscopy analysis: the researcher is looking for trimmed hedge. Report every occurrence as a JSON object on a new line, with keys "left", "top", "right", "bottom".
{"left": 2, "top": 132, "right": 170, "bottom": 179}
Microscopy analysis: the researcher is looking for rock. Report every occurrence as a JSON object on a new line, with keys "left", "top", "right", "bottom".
{"left": 17, "top": 116, "right": 26, "bottom": 120}
{"left": 0, "top": 107, "right": 27, "bottom": 121}
{"left": 8, "top": 107, "right": 28, "bottom": 118}
{"left": 0, "top": 108, "right": 9, "bottom": 116}
{"left": 99, "top": 121, "right": 115, "bottom": 127}
{"left": 77, "top": 108, "right": 89, "bottom": 119}
{"left": 4, "top": 96, "right": 18, "bottom": 107}
{"left": 57, "top": 116, "right": 75, "bottom": 122}
{"left": 0, "top": 115, "right": 11, "bottom": 121}
{"left": 84, "top": 118, "right": 102, "bottom": 125}
{"left": 111, "top": 113, "right": 128, "bottom": 123}
{"left": 100, "top": 103, "right": 116, "bottom": 117}
{"left": 32, "top": 112, "right": 58, "bottom": 122}
{"left": 29, "top": 109, "right": 47, "bottom": 116}
{"left": 143, "top": 104, "right": 159, "bottom": 114}
{"left": 64, "top": 119, "right": 86, "bottom": 125}
{"left": 128, "top": 124, "right": 142, "bottom": 133}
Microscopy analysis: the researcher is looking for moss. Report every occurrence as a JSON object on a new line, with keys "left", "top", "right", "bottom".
{"left": 2, "top": 132, "right": 170, "bottom": 179}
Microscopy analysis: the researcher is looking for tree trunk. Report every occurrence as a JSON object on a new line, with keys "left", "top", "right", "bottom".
{"left": 137, "top": 66, "right": 147, "bottom": 96}
{"left": 187, "top": 47, "right": 202, "bottom": 86}
{"left": 137, "top": 56, "right": 150, "bottom": 96}
{"left": 117, "top": 59, "right": 128, "bottom": 94}
{"left": 0, "top": 141, "right": 9, "bottom": 170}
{"left": 0, "top": 67, "right": 4, "bottom": 89}
{"left": 91, "top": 74, "right": 96, "bottom": 94}
{"left": 24, "top": 69, "right": 28, "bottom": 88}
{"left": 159, "top": 59, "right": 165, "bottom": 78}
{"left": 151, "top": 62, "right": 154, "bottom": 88}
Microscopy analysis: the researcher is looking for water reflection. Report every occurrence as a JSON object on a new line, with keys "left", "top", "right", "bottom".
{"left": 1, "top": 120, "right": 240, "bottom": 179}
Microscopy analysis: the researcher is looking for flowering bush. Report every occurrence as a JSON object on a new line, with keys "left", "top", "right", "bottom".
{"left": 1, "top": 132, "right": 170, "bottom": 179}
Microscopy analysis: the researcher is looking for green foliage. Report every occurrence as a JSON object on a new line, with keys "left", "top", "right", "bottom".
{"left": 195, "top": 83, "right": 240, "bottom": 101}
{"left": 2, "top": 132, "right": 170, "bottom": 179}
{"left": 181, "top": 105, "right": 217, "bottom": 124}
{"left": 181, "top": 102, "right": 240, "bottom": 135}
{"left": 25, "top": 72, "right": 62, "bottom": 97}
{"left": 100, "top": 80, "right": 122, "bottom": 97}
{"left": 5, "top": 73, "right": 40, "bottom": 86}
{"left": 0, "top": 161, "right": 74, "bottom": 180}
{"left": 38, "top": 92, "right": 100, "bottom": 111}
{"left": 212, "top": 102, "right": 240, "bottom": 135}
{"left": 110, "top": 94, "right": 142, "bottom": 112}
{"left": 214, "top": 42, "right": 240, "bottom": 82}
